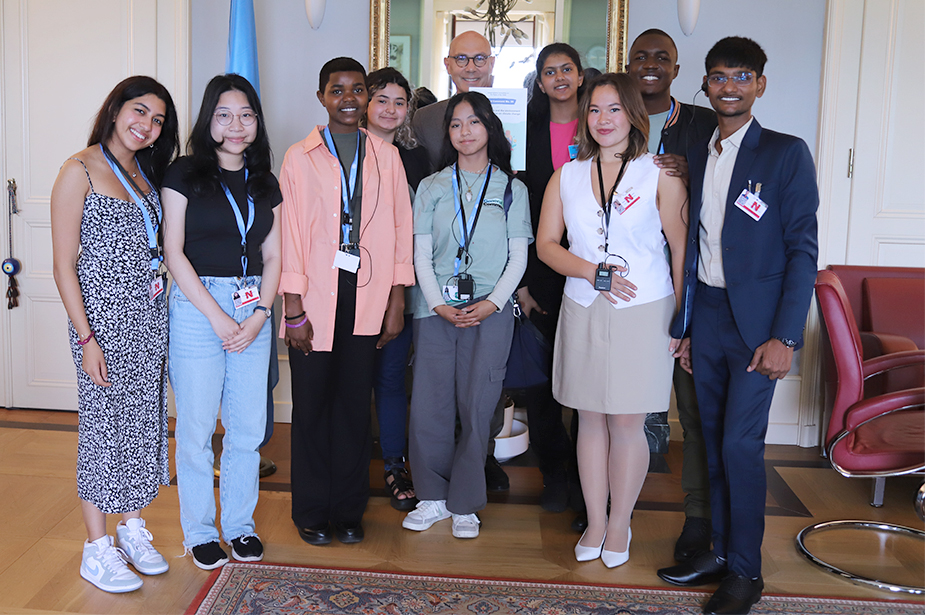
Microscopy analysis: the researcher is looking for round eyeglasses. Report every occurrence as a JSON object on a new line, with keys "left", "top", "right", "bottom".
{"left": 213, "top": 111, "right": 257, "bottom": 126}
{"left": 450, "top": 54, "right": 490, "bottom": 68}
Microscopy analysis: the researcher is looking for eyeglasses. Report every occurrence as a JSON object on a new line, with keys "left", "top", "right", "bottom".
{"left": 450, "top": 54, "right": 490, "bottom": 68}
{"left": 706, "top": 72, "right": 754, "bottom": 88}
{"left": 213, "top": 111, "right": 257, "bottom": 126}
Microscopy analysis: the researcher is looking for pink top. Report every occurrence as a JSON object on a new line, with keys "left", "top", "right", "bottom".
{"left": 278, "top": 127, "right": 415, "bottom": 352}
{"left": 549, "top": 119, "right": 579, "bottom": 171}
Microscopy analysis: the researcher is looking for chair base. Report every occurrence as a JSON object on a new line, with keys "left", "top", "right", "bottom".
{"left": 796, "top": 520, "right": 925, "bottom": 595}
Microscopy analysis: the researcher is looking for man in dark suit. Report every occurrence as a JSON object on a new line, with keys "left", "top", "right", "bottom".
{"left": 657, "top": 37, "right": 819, "bottom": 615}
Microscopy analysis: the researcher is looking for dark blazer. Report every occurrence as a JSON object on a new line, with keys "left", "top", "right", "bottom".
{"left": 670, "top": 119, "right": 819, "bottom": 350}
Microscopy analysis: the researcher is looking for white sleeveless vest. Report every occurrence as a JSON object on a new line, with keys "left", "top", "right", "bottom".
{"left": 560, "top": 154, "right": 673, "bottom": 309}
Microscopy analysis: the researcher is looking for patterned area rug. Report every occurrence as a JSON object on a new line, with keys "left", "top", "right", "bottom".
{"left": 186, "top": 563, "right": 924, "bottom": 615}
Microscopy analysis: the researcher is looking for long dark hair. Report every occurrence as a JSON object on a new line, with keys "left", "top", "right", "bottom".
{"left": 186, "top": 74, "right": 275, "bottom": 199}
{"left": 576, "top": 73, "right": 649, "bottom": 162}
{"left": 88, "top": 76, "right": 179, "bottom": 188}
{"left": 439, "top": 91, "right": 513, "bottom": 177}
{"left": 527, "top": 43, "right": 585, "bottom": 127}
{"left": 362, "top": 67, "right": 418, "bottom": 148}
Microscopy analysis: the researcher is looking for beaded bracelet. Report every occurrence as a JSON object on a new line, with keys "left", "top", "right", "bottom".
{"left": 285, "top": 315, "right": 308, "bottom": 329}
{"left": 285, "top": 311, "right": 306, "bottom": 322}
{"left": 77, "top": 331, "right": 95, "bottom": 346}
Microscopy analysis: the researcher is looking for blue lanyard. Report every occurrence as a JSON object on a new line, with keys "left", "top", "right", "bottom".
{"left": 656, "top": 98, "right": 676, "bottom": 155}
{"left": 220, "top": 167, "right": 255, "bottom": 278}
{"left": 322, "top": 127, "right": 360, "bottom": 245}
{"left": 99, "top": 144, "right": 161, "bottom": 270}
{"left": 450, "top": 164, "right": 492, "bottom": 276}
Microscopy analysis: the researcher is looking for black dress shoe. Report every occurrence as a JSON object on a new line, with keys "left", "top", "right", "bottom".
{"left": 332, "top": 521, "right": 365, "bottom": 544}
{"left": 570, "top": 511, "right": 588, "bottom": 533}
{"left": 297, "top": 522, "right": 332, "bottom": 546}
{"left": 674, "top": 516, "right": 712, "bottom": 562}
{"left": 540, "top": 481, "right": 569, "bottom": 513}
{"left": 703, "top": 574, "right": 763, "bottom": 614}
{"left": 658, "top": 551, "right": 727, "bottom": 586}
{"left": 485, "top": 455, "right": 510, "bottom": 491}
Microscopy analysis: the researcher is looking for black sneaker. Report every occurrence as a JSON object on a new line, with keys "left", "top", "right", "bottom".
{"left": 485, "top": 455, "right": 510, "bottom": 491}
{"left": 192, "top": 541, "right": 229, "bottom": 570}
{"left": 231, "top": 535, "right": 264, "bottom": 562}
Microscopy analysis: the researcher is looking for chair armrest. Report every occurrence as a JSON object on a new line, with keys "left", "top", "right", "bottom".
{"left": 862, "top": 350, "right": 925, "bottom": 379}
{"left": 843, "top": 388, "right": 925, "bottom": 431}
{"left": 860, "top": 331, "right": 919, "bottom": 359}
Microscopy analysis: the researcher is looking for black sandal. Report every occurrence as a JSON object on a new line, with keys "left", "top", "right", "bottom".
{"left": 385, "top": 465, "right": 418, "bottom": 511}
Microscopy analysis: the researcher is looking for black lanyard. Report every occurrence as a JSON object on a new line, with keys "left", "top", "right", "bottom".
{"left": 453, "top": 164, "right": 493, "bottom": 271}
{"left": 596, "top": 155, "right": 628, "bottom": 254}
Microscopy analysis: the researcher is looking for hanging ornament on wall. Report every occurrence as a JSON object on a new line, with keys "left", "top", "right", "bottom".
{"left": 305, "top": 0, "right": 326, "bottom": 30}
{"left": 678, "top": 0, "right": 701, "bottom": 36}
{"left": 5, "top": 179, "right": 22, "bottom": 309}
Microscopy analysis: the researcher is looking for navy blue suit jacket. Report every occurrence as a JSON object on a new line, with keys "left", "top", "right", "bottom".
{"left": 670, "top": 119, "right": 819, "bottom": 351}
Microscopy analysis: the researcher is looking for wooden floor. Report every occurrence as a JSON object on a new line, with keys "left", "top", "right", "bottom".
{"left": 1, "top": 407, "right": 922, "bottom": 614}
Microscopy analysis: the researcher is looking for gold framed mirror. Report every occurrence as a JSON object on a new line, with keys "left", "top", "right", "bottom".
{"left": 370, "top": 0, "right": 627, "bottom": 81}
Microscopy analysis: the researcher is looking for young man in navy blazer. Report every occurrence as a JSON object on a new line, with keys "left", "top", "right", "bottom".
{"left": 657, "top": 37, "right": 819, "bottom": 615}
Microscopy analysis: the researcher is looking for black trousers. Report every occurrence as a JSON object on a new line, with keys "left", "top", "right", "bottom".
{"left": 523, "top": 278, "right": 580, "bottom": 495}
{"left": 289, "top": 272, "right": 378, "bottom": 528}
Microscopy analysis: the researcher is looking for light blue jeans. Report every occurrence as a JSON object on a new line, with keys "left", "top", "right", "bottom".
{"left": 169, "top": 276, "right": 270, "bottom": 548}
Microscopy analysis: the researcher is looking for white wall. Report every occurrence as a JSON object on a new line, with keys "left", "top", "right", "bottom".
{"left": 191, "top": 0, "right": 372, "bottom": 172}
{"left": 627, "top": 0, "right": 826, "bottom": 155}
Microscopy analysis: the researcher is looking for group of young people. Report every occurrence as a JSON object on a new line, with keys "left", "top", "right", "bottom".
{"left": 52, "top": 27, "right": 817, "bottom": 615}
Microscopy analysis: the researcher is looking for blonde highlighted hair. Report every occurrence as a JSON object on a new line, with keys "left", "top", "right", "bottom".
{"left": 576, "top": 73, "right": 649, "bottom": 162}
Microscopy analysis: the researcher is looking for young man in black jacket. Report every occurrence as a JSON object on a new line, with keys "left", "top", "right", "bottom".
{"left": 626, "top": 28, "right": 717, "bottom": 563}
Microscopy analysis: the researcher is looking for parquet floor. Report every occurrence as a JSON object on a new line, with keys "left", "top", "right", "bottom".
{"left": 0, "top": 407, "right": 922, "bottom": 614}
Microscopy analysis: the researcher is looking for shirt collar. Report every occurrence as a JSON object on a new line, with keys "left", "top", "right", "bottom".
{"left": 708, "top": 116, "right": 754, "bottom": 158}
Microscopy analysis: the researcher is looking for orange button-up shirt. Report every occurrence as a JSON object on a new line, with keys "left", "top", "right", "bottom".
{"left": 278, "top": 127, "right": 414, "bottom": 352}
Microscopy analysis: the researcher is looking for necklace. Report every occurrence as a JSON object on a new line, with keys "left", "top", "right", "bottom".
{"left": 460, "top": 163, "right": 490, "bottom": 202}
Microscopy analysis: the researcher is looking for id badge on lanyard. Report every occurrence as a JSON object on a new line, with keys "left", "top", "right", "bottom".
{"left": 322, "top": 128, "right": 362, "bottom": 273}
{"left": 220, "top": 168, "right": 261, "bottom": 306}
{"left": 100, "top": 144, "right": 165, "bottom": 301}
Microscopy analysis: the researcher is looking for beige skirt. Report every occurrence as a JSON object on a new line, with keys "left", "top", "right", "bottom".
{"left": 552, "top": 293, "right": 674, "bottom": 414}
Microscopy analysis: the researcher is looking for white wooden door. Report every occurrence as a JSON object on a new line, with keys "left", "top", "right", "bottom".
{"left": 844, "top": 0, "right": 925, "bottom": 266}
{"left": 0, "top": 0, "right": 188, "bottom": 410}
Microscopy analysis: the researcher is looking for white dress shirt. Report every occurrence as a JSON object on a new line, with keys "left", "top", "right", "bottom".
{"left": 697, "top": 117, "right": 754, "bottom": 288}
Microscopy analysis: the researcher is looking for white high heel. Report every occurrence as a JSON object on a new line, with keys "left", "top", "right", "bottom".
{"left": 601, "top": 527, "right": 632, "bottom": 568}
{"left": 574, "top": 528, "right": 606, "bottom": 562}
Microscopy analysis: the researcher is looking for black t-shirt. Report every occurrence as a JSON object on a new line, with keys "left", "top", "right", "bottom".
{"left": 163, "top": 156, "right": 282, "bottom": 277}
{"left": 396, "top": 143, "right": 431, "bottom": 193}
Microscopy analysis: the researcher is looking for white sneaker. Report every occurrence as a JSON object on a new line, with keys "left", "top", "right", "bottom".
{"left": 80, "top": 535, "right": 143, "bottom": 593}
{"left": 451, "top": 513, "right": 480, "bottom": 539}
{"left": 402, "top": 499, "right": 450, "bottom": 531}
{"left": 117, "top": 518, "right": 169, "bottom": 575}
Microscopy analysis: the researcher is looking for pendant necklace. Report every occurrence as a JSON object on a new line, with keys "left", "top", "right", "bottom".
{"left": 460, "top": 163, "right": 489, "bottom": 202}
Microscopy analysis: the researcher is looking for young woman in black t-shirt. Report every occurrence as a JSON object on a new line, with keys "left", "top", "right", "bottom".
{"left": 161, "top": 74, "right": 282, "bottom": 570}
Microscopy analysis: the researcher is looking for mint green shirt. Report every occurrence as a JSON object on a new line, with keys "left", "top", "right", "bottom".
{"left": 412, "top": 165, "right": 532, "bottom": 318}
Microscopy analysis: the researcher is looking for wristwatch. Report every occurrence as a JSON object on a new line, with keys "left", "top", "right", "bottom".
{"left": 254, "top": 305, "right": 272, "bottom": 319}
{"left": 773, "top": 336, "right": 797, "bottom": 348}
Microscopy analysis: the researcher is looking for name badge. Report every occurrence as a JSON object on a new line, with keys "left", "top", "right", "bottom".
{"left": 614, "top": 188, "right": 640, "bottom": 215}
{"left": 148, "top": 275, "right": 165, "bottom": 301}
{"left": 443, "top": 285, "right": 460, "bottom": 302}
{"left": 232, "top": 285, "right": 260, "bottom": 309}
{"left": 735, "top": 189, "right": 768, "bottom": 221}
{"left": 568, "top": 144, "right": 579, "bottom": 161}
{"left": 334, "top": 249, "right": 360, "bottom": 273}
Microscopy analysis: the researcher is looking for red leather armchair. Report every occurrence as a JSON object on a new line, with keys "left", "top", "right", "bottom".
{"left": 796, "top": 270, "right": 925, "bottom": 595}
{"left": 815, "top": 269, "right": 924, "bottom": 485}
